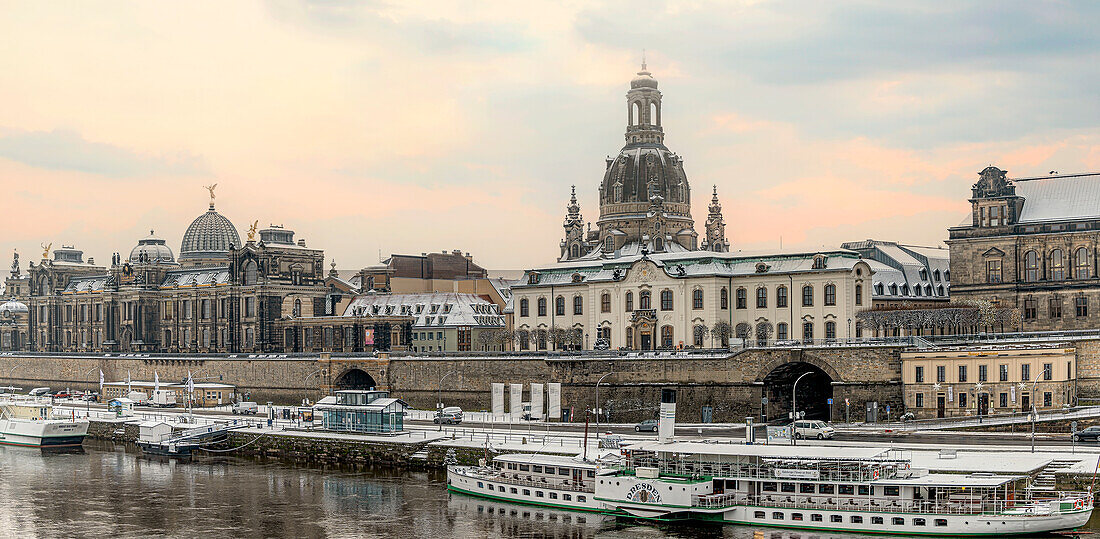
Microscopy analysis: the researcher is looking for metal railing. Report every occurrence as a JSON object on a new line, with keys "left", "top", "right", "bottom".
{"left": 460, "top": 468, "right": 594, "bottom": 493}
{"left": 690, "top": 492, "right": 1090, "bottom": 516}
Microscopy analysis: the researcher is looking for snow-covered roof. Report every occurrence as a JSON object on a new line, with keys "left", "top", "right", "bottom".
{"left": 841, "top": 240, "right": 949, "bottom": 301}
{"left": 1015, "top": 173, "right": 1100, "bottom": 223}
{"left": 62, "top": 276, "right": 107, "bottom": 294}
{"left": 343, "top": 292, "right": 505, "bottom": 329}
{"left": 160, "top": 267, "right": 231, "bottom": 289}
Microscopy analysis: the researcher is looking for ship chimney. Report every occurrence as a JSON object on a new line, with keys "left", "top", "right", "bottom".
{"left": 658, "top": 388, "right": 676, "bottom": 444}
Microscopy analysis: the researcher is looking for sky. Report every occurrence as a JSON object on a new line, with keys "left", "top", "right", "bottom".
{"left": 1, "top": 1, "right": 1098, "bottom": 273}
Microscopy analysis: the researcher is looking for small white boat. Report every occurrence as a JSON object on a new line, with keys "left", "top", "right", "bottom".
{"left": 0, "top": 395, "right": 88, "bottom": 448}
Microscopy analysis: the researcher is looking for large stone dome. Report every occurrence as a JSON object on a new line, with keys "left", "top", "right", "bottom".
{"left": 130, "top": 230, "right": 176, "bottom": 264}
{"left": 0, "top": 298, "right": 28, "bottom": 317}
{"left": 600, "top": 144, "right": 691, "bottom": 211}
{"left": 180, "top": 203, "right": 241, "bottom": 262}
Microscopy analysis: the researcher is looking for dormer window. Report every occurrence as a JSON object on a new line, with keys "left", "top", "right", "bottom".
{"left": 415, "top": 304, "right": 424, "bottom": 314}
{"left": 430, "top": 304, "right": 439, "bottom": 314}
{"left": 443, "top": 304, "right": 453, "bottom": 313}
{"left": 919, "top": 269, "right": 927, "bottom": 281}
{"left": 890, "top": 284, "right": 898, "bottom": 296}
{"left": 812, "top": 254, "right": 827, "bottom": 269}
{"left": 934, "top": 269, "right": 941, "bottom": 281}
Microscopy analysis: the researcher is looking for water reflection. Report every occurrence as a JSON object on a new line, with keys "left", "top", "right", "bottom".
{"left": 0, "top": 441, "right": 1095, "bottom": 538}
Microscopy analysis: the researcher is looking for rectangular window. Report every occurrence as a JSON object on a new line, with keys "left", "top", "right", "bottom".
{"left": 754, "top": 511, "right": 765, "bottom": 519}
{"left": 851, "top": 516, "right": 864, "bottom": 524}
{"left": 1044, "top": 392, "right": 1052, "bottom": 407}
{"left": 913, "top": 518, "right": 926, "bottom": 526}
{"left": 915, "top": 393, "right": 924, "bottom": 407}
{"left": 1050, "top": 297, "right": 1062, "bottom": 319}
{"left": 986, "top": 259, "right": 1002, "bottom": 283}
{"left": 1021, "top": 364, "right": 1031, "bottom": 382}
{"left": 1000, "top": 392, "right": 1008, "bottom": 408}
{"left": 1043, "top": 363, "right": 1052, "bottom": 381}
{"left": 800, "top": 483, "right": 815, "bottom": 494}
{"left": 780, "top": 483, "right": 795, "bottom": 493}
{"left": 959, "top": 393, "right": 967, "bottom": 408}
{"left": 1077, "top": 296, "right": 1089, "bottom": 317}
{"left": 761, "top": 482, "right": 777, "bottom": 492}
{"left": 772, "top": 512, "right": 784, "bottom": 520}
{"left": 776, "top": 287, "right": 787, "bottom": 308}
{"left": 777, "top": 323, "right": 788, "bottom": 341}
{"left": 601, "top": 295, "right": 611, "bottom": 313}
{"left": 1024, "top": 298, "right": 1037, "bottom": 320}
{"left": 958, "top": 365, "right": 967, "bottom": 383}
{"left": 817, "top": 484, "right": 834, "bottom": 494}
{"left": 872, "top": 517, "right": 883, "bottom": 525}
{"left": 855, "top": 284, "right": 863, "bottom": 305}
{"left": 831, "top": 515, "right": 843, "bottom": 523}
{"left": 756, "top": 287, "right": 767, "bottom": 308}
{"left": 979, "top": 364, "right": 988, "bottom": 382}
{"left": 999, "top": 364, "right": 1008, "bottom": 382}
{"left": 791, "top": 513, "right": 803, "bottom": 521}
{"left": 838, "top": 485, "right": 854, "bottom": 495}
{"left": 936, "top": 365, "right": 945, "bottom": 383}
{"left": 884, "top": 486, "right": 900, "bottom": 496}
{"left": 802, "top": 322, "right": 813, "bottom": 344}
{"left": 802, "top": 286, "right": 813, "bottom": 307}
{"left": 935, "top": 519, "right": 947, "bottom": 527}
{"left": 858, "top": 485, "right": 873, "bottom": 496}
{"left": 914, "top": 366, "right": 924, "bottom": 383}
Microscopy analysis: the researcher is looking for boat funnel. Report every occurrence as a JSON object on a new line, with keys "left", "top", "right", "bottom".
{"left": 658, "top": 388, "right": 676, "bottom": 443}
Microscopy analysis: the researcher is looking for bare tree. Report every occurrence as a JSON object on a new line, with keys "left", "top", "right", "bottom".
{"left": 494, "top": 328, "right": 515, "bottom": 351}
{"left": 755, "top": 322, "right": 774, "bottom": 346}
{"left": 475, "top": 330, "right": 496, "bottom": 351}
{"left": 549, "top": 326, "right": 570, "bottom": 350}
{"left": 710, "top": 321, "right": 732, "bottom": 347}
{"left": 735, "top": 322, "right": 751, "bottom": 341}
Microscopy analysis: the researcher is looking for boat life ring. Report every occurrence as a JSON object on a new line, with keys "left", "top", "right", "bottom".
{"left": 872, "top": 469, "right": 880, "bottom": 480}
{"left": 1075, "top": 499, "right": 1085, "bottom": 510}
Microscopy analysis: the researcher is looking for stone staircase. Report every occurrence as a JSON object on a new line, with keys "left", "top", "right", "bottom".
{"left": 1029, "top": 459, "right": 1078, "bottom": 491}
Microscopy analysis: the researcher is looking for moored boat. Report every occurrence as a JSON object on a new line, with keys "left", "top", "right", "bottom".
{"left": 0, "top": 395, "right": 88, "bottom": 448}
{"left": 447, "top": 453, "right": 606, "bottom": 512}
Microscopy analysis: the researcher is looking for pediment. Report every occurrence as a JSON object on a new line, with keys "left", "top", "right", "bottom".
{"left": 626, "top": 259, "right": 661, "bottom": 283}
{"left": 982, "top": 247, "right": 1006, "bottom": 257}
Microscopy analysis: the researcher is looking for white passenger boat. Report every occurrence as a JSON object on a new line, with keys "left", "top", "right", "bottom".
{"left": 0, "top": 395, "right": 88, "bottom": 448}
{"left": 598, "top": 441, "right": 1092, "bottom": 536}
{"left": 447, "top": 453, "right": 606, "bottom": 512}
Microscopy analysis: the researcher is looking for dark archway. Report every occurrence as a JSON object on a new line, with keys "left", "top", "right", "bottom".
{"left": 762, "top": 362, "right": 833, "bottom": 422}
{"left": 334, "top": 368, "right": 377, "bottom": 391}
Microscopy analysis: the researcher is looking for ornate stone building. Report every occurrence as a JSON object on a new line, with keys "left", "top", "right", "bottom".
{"left": 518, "top": 65, "right": 869, "bottom": 351}
{"left": 2, "top": 189, "right": 410, "bottom": 353}
{"left": 559, "top": 62, "right": 728, "bottom": 262}
{"left": 948, "top": 167, "right": 1100, "bottom": 331}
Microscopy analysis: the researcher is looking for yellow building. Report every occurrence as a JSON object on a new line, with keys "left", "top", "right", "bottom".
{"left": 902, "top": 346, "right": 1076, "bottom": 419}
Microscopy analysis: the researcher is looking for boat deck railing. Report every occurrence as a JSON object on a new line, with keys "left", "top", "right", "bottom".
{"left": 629, "top": 460, "right": 899, "bottom": 484}
{"left": 458, "top": 467, "right": 595, "bottom": 493}
{"left": 690, "top": 492, "right": 1090, "bottom": 516}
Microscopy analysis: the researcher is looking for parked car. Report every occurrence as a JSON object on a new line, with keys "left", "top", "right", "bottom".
{"left": 635, "top": 419, "right": 659, "bottom": 432}
{"left": 52, "top": 391, "right": 71, "bottom": 399}
{"left": 791, "top": 420, "right": 836, "bottom": 440}
{"left": 1072, "top": 425, "right": 1100, "bottom": 442}
{"left": 232, "top": 401, "right": 259, "bottom": 415}
{"left": 434, "top": 406, "right": 463, "bottom": 424}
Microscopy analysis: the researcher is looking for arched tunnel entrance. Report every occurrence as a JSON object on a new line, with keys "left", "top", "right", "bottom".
{"left": 334, "top": 368, "right": 378, "bottom": 391}
{"left": 762, "top": 362, "right": 833, "bottom": 422}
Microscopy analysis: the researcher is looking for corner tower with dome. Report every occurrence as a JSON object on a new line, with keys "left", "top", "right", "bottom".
{"left": 560, "top": 62, "right": 727, "bottom": 262}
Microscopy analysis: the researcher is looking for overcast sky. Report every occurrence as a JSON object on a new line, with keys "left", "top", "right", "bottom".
{"left": 2, "top": 1, "right": 1098, "bottom": 272}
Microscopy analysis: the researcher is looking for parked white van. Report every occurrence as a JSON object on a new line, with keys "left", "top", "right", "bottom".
{"left": 791, "top": 420, "right": 835, "bottom": 440}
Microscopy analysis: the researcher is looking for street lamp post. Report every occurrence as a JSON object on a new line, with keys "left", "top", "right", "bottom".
{"left": 438, "top": 371, "right": 456, "bottom": 431}
{"left": 595, "top": 372, "right": 614, "bottom": 445}
{"left": 1030, "top": 367, "right": 1047, "bottom": 453}
{"left": 791, "top": 371, "right": 812, "bottom": 446}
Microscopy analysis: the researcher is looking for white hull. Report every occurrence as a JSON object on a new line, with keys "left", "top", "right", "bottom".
{"left": 447, "top": 466, "right": 602, "bottom": 512}
{"left": 0, "top": 418, "right": 89, "bottom": 448}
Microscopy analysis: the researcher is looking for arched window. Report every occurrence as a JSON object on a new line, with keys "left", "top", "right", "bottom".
{"left": 243, "top": 260, "right": 258, "bottom": 285}
{"left": 573, "top": 295, "right": 583, "bottom": 315}
{"left": 777, "top": 323, "right": 788, "bottom": 341}
{"left": 654, "top": 237, "right": 664, "bottom": 251}
{"left": 293, "top": 298, "right": 302, "bottom": 317}
{"left": 825, "top": 321, "right": 836, "bottom": 340}
{"left": 1075, "top": 248, "right": 1090, "bottom": 279}
{"left": 661, "top": 325, "right": 674, "bottom": 348}
{"left": 855, "top": 284, "right": 863, "bottom": 305}
{"left": 925, "top": 284, "right": 932, "bottom": 296}
{"left": 625, "top": 291, "right": 634, "bottom": 312}
{"left": 692, "top": 289, "right": 703, "bottom": 309}
{"left": 1051, "top": 249, "right": 1065, "bottom": 280}
{"left": 518, "top": 330, "right": 530, "bottom": 350}
{"left": 933, "top": 269, "right": 941, "bottom": 281}
{"left": 164, "top": 330, "right": 172, "bottom": 348}
{"left": 693, "top": 325, "right": 706, "bottom": 347}
{"left": 720, "top": 288, "right": 729, "bottom": 309}
{"left": 202, "top": 328, "right": 210, "bottom": 348}
{"left": 802, "top": 322, "right": 813, "bottom": 343}
{"left": 520, "top": 298, "right": 529, "bottom": 317}
{"left": 776, "top": 286, "right": 788, "bottom": 308}
{"left": 632, "top": 101, "right": 641, "bottom": 126}
{"left": 245, "top": 327, "right": 255, "bottom": 348}
{"left": 1024, "top": 250, "right": 1040, "bottom": 282}
{"left": 890, "top": 284, "right": 898, "bottom": 296}
{"left": 802, "top": 285, "right": 814, "bottom": 307}
{"left": 537, "top": 297, "right": 547, "bottom": 317}
{"left": 660, "top": 290, "right": 673, "bottom": 311}
{"left": 604, "top": 236, "right": 614, "bottom": 252}
{"left": 555, "top": 296, "right": 565, "bottom": 316}
{"left": 756, "top": 287, "right": 767, "bottom": 308}
{"left": 938, "top": 285, "right": 945, "bottom": 296}
{"left": 824, "top": 284, "right": 836, "bottom": 306}
{"left": 901, "top": 284, "right": 910, "bottom": 296}
{"left": 944, "top": 270, "right": 950, "bottom": 281}
{"left": 570, "top": 244, "right": 579, "bottom": 258}
{"left": 601, "top": 293, "right": 611, "bottom": 313}
{"left": 640, "top": 291, "right": 651, "bottom": 310}
{"left": 735, "top": 288, "right": 747, "bottom": 309}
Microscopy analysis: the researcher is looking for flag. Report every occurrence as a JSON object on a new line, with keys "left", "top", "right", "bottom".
{"left": 154, "top": 371, "right": 160, "bottom": 394}
{"left": 99, "top": 370, "right": 104, "bottom": 394}
{"left": 187, "top": 371, "right": 194, "bottom": 395}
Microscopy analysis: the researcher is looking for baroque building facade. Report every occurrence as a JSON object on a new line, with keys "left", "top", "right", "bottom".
{"left": 516, "top": 65, "right": 870, "bottom": 351}
{"left": 948, "top": 167, "right": 1100, "bottom": 331}
{"left": 2, "top": 190, "right": 411, "bottom": 353}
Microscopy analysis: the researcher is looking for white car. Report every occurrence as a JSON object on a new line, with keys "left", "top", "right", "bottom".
{"left": 791, "top": 420, "right": 835, "bottom": 440}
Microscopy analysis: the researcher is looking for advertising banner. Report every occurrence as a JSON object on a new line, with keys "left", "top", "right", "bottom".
{"left": 491, "top": 383, "right": 505, "bottom": 415}
{"left": 547, "top": 383, "right": 561, "bottom": 420}
{"left": 530, "top": 383, "right": 544, "bottom": 420}
{"left": 510, "top": 384, "right": 523, "bottom": 419}
{"left": 364, "top": 328, "right": 375, "bottom": 346}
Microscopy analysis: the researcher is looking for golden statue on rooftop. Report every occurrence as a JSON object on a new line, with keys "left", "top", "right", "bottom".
{"left": 40, "top": 242, "right": 51, "bottom": 259}
{"left": 247, "top": 220, "right": 258, "bottom": 242}
{"left": 204, "top": 183, "right": 218, "bottom": 205}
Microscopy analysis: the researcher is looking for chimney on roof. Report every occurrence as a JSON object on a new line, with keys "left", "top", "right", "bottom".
{"left": 298, "top": 239, "right": 306, "bottom": 247}
{"left": 88, "top": 258, "right": 94, "bottom": 265}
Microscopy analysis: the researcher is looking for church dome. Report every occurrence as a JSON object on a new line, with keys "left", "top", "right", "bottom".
{"left": 631, "top": 67, "right": 658, "bottom": 89}
{"left": 180, "top": 203, "right": 241, "bottom": 262}
{"left": 129, "top": 230, "right": 175, "bottom": 264}
{"left": 601, "top": 145, "right": 691, "bottom": 211}
{"left": 0, "top": 298, "right": 28, "bottom": 317}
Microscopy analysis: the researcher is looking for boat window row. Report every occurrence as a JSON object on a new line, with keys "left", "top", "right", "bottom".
{"left": 499, "top": 462, "right": 594, "bottom": 478}
{"left": 754, "top": 511, "right": 946, "bottom": 527}
{"left": 760, "top": 482, "right": 898, "bottom": 496}
{"left": 474, "top": 482, "right": 586, "bottom": 503}
{"left": 476, "top": 505, "right": 587, "bottom": 524}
